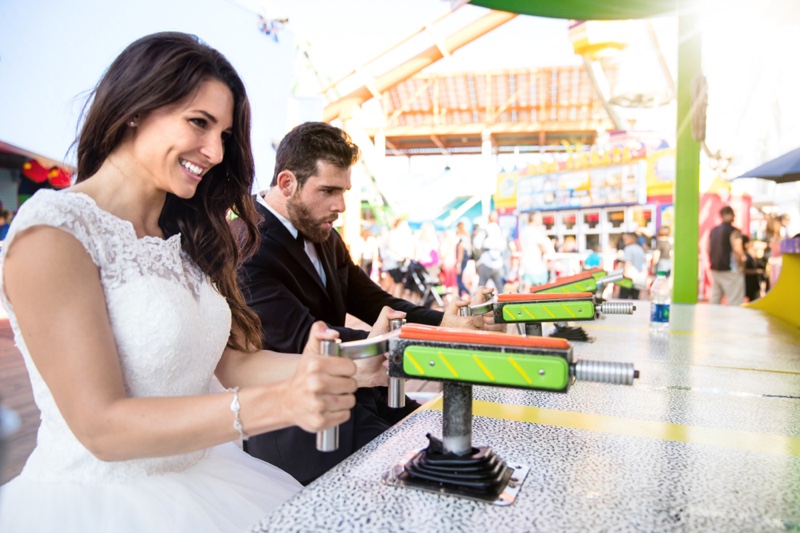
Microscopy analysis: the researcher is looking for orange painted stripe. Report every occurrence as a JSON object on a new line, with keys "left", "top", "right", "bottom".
{"left": 529, "top": 272, "right": 597, "bottom": 293}
{"left": 399, "top": 323, "right": 570, "bottom": 350}
{"left": 498, "top": 292, "right": 593, "bottom": 302}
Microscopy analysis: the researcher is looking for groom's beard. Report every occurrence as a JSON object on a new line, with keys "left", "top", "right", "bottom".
{"left": 287, "top": 194, "right": 337, "bottom": 243}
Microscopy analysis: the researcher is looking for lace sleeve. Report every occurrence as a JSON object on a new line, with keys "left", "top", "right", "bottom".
{"left": 1, "top": 190, "right": 104, "bottom": 268}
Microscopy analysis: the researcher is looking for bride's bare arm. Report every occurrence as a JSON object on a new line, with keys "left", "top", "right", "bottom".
{"left": 215, "top": 330, "right": 326, "bottom": 387}
{"left": 3, "top": 226, "right": 357, "bottom": 461}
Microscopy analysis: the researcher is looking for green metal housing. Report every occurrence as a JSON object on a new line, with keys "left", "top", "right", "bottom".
{"left": 493, "top": 299, "right": 597, "bottom": 323}
{"left": 388, "top": 338, "right": 574, "bottom": 392}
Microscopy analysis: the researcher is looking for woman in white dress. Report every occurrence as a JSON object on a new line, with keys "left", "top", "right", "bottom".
{"left": 0, "top": 32, "right": 392, "bottom": 532}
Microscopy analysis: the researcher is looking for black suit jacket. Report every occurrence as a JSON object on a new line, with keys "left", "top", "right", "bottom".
{"left": 238, "top": 200, "right": 443, "bottom": 483}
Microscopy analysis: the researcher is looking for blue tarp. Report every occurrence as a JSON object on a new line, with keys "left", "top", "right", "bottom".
{"left": 408, "top": 196, "right": 494, "bottom": 231}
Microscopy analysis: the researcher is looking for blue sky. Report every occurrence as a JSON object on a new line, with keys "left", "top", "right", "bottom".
{"left": 0, "top": 0, "right": 297, "bottom": 178}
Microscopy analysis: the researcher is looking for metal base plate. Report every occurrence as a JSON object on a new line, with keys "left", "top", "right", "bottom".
{"left": 381, "top": 447, "right": 530, "bottom": 506}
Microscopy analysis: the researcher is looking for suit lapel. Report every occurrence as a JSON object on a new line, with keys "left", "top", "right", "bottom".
{"left": 256, "top": 201, "right": 328, "bottom": 296}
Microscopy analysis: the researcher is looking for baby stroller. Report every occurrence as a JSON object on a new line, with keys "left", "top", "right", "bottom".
{"left": 401, "top": 260, "right": 447, "bottom": 309}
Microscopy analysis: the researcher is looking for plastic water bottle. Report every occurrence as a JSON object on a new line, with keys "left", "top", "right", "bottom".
{"left": 649, "top": 271, "right": 670, "bottom": 333}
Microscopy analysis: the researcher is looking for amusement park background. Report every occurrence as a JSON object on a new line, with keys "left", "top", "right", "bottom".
{"left": 1, "top": 0, "right": 799, "bottom": 303}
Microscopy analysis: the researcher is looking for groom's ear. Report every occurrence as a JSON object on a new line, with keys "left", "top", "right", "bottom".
{"left": 276, "top": 170, "right": 298, "bottom": 197}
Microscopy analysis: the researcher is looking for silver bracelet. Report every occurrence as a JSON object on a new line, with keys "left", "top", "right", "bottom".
{"left": 226, "top": 386, "right": 248, "bottom": 441}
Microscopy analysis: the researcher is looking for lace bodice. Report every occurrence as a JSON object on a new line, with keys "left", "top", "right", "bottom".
{"left": 0, "top": 190, "right": 232, "bottom": 483}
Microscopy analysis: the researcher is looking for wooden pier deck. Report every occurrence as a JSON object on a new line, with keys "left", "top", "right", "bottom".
{"left": 0, "top": 316, "right": 38, "bottom": 485}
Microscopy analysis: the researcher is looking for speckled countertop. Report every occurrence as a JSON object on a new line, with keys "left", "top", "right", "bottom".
{"left": 251, "top": 304, "right": 800, "bottom": 533}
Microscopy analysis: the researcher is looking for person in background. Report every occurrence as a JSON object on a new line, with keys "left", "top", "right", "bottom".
{"left": 779, "top": 213, "right": 792, "bottom": 237}
{"left": 519, "top": 211, "right": 552, "bottom": 290}
{"left": 553, "top": 235, "right": 578, "bottom": 278}
{"left": 0, "top": 32, "right": 362, "bottom": 532}
{"left": 765, "top": 215, "right": 784, "bottom": 291}
{"left": 708, "top": 205, "right": 745, "bottom": 305}
{"left": 470, "top": 222, "right": 482, "bottom": 260}
{"left": 0, "top": 209, "right": 11, "bottom": 240}
{"left": 741, "top": 235, "right": 764, "bottom": 302}
{"left": 619, "top": 232, "right": 647, "bottom": 299}
{"left": 414, "top": 221, "right": 440, "bottom": 280}
{"left": 615, "top": 233, "right": 625, "bottom": 253}
{"left": 651, "top": 225, "right": 673, "bottom": 276}
{"left": 583, "top": 243, "right": 602, "bottom": 270}
{"left": 505, "top": 228, "right": 520, "bottom": 292}
{"left": 358, "top": 227, "right": 379, "bottom": 280}
{"left": 383, "top": 216, "right": 414, "bottom": 297}
{"left": 439, "top": 227, "right": 458, "bottom": 293}
{"left": 455, "top": 220, "right": 472, "bottom": 298}
{"left": 473, "top": 211, "right": 507, "bottom": 291}
{"left": 635, "top": 229, "right": 652, "bottom": 251}
{"left": 559, "top": 235, "right": 577, "bottom": 253}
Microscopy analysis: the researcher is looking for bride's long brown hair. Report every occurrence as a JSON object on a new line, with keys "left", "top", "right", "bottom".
{"left": 75, "top": 32, "right": 261, "bottom": 351}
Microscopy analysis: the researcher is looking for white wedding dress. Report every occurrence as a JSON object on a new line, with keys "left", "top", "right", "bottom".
{"left": 0, "top": 190, "right": 301, "bottom": 532}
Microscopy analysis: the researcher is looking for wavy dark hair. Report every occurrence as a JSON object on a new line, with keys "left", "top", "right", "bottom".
{"left": 75, "top": 32, "right": 261, "bottom": 351}
{"left": 270, "top": 122, "right": 360, "bottom": 188}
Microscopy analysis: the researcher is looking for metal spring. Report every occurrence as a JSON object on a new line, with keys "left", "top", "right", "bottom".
{"left": 572, "top": 360, "right": 637, "bottom": 385}
{"left": 596, "top": 301, "right": 636, "bottom": 315}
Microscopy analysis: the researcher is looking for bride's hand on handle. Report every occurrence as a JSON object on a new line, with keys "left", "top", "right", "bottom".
{"left": 280, "top": 322, "right": 357, "bottom": 433}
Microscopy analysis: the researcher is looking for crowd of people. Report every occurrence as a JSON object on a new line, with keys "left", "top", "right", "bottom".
{"left": 350, "top": 210, "right": 678, "bottom": 304}
{"left": 348, "top": 203, "right": 795, "bottom": 308}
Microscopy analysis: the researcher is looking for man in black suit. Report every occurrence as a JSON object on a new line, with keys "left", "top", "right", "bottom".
{"left": 238, "top": 122, "right": 485, "bottom": 484}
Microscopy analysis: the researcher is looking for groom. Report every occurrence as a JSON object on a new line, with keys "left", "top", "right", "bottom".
{"left": 238, "top": 122, "right": 481, "bottom": 484}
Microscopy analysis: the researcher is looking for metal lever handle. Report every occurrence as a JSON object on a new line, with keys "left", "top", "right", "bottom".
{"left": 457, "top": 298, "right": 495, "bottom": 317}
{"left": 315, "top": 330, "right": 400, "bottom": 452}
{"left": 316, "top": 339, "right": 341, "bottom": 452}
{"left": 336, "top": 334, "right": 393, "bottom": 359}
{"left": 387, "top": 318, "right": 406, "bottom": 408}
{"left": 597, "top": 270, "right": 625, "bottom": 287}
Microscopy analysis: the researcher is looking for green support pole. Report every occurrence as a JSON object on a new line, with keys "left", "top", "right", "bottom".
{"left": 673, "top": 2, "right": 702, "bottom": 304}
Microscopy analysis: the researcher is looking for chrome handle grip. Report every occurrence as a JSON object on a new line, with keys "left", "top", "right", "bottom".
{"left": 315, "top": 329, "right": 402, "bottom": 451}
{"left": 337, "top": 334, "right": 392, "bottom": 360}
{"left": 316, "top": 338, "right": 341, "bottom": 452}
{"left": 387, "top": 318, "right": 406, "bottom": 408}
{"left": 597, "top": 270, "right": 625, "bottom": 287}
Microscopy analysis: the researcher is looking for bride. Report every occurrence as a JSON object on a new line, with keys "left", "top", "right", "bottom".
{"left": 0, "top": 32, "right": 396, "bottom": 532}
